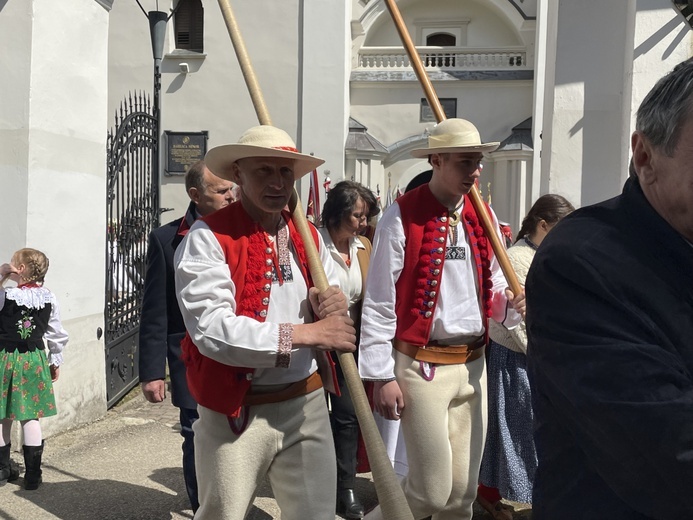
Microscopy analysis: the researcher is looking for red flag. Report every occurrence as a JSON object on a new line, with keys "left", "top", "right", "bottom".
{"left": 306, "top": 185, "right": 315, "bottom": 223}
{"left": 306, "top": 169, "right": 320, "bottom": 223}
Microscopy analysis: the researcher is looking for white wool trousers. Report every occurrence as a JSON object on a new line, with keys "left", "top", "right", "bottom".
{"left": 193, "top": 388, "right": 337, "bottom": 520}
{"left": 367, "top": 349, "right": 487, "bottom": 520}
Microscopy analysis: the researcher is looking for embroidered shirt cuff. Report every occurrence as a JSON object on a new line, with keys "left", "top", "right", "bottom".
{"left": 48, "top": 352, "right": 63, "bottom": 367}
{"left": 275, "top": 323, "right": 293, "bottom": 368}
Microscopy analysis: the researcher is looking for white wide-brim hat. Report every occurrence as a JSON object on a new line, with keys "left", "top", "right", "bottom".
{"left": 205, "top": 125, "right": 325, "bottom": 180}
{"left": 411, "top": 118, "right": 500, "bottom": 158}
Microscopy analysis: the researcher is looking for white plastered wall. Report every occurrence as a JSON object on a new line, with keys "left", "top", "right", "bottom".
{"left": 538, "top": 0, "right": 692, "bottom": 209}
{"left": 108, "top": 0, "right": 352, "bottom": 218}
{"left": 0, "top": 0, "right": 110, "bottom": 439}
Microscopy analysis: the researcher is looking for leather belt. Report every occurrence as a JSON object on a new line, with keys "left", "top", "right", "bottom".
{"left": 394, "top": 338, "right": 485, "bottom": 365}
{"left": 242, "top": 371, "right": 323, "bottom": 406}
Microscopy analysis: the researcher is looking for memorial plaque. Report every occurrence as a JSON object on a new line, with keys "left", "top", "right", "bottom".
{"left": 420, "top": 98, "right": 457, "bottom": 122}
{"left": 165, "top": 131, "right": 208, "bottom": 175}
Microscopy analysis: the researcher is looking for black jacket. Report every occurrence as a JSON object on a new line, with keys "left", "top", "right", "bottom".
{"left": 138, "top": 202, "right": 197, "bottom": 409}
{"left": 527, "top": 177, "right": 693, "bottom": 519}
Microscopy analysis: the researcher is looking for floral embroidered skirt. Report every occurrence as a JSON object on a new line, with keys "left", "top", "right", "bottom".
{"left": 0, "top": 348, "right": 57, "bottom": 421}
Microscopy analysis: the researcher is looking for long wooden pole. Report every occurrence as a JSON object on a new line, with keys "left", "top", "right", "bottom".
{"left": 216, "top": 1, "right": 414, "bottom": 518}
{"left": 384, "top": 0, "right": 522, "bottom": 296}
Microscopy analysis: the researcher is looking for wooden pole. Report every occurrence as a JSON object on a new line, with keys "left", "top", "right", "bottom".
{"left": 216, "top": 1, "right": 415, "bottom": 518}
{"left": 383, "top": 0, "right": 523, "bottom": 296}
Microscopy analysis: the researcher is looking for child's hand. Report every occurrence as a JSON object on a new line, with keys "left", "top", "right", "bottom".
{"left": 50, "top": 365, "right": 60, "bottom": 382}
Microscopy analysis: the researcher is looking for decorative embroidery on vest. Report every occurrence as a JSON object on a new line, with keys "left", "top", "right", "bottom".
{"left": 462, "top": 200, "right": 494, "bottom": 318}
{"left": 413, "top": 216, "right": 448, "bottom": 320}
{"left": 16, "top": 311, "right": 36, "bottom": 340}
{"left": 241, "top": 226, "right": 274, "bottom": 321}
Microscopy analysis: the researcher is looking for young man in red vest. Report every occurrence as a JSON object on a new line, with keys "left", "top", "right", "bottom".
{"left": 174, "top": 125, "right": 357, "bottom": 520}
{"left": 359, "top": 118, "right": 526, "bottom": 520}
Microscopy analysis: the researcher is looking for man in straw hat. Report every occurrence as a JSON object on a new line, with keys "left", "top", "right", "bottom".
{"left": 174, "top": 124, "right": 357, "bottom": 519}
{"left": 359, "top": 118, "right": 526, "bottom": 520}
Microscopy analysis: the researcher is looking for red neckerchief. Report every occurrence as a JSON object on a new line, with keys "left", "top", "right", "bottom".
{"left": 17, "top": 282, "right": 42, "bottom": 289}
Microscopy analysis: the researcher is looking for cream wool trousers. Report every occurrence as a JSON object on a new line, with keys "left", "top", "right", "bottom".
{"left": 367, "top": 349, "right": 488, "bottom": 520}
{"left": 193, "top": 388, "right": 337, "bottom": 520}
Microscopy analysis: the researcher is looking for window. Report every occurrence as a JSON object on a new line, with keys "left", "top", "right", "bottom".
{"left": 426, "top": 33, "right": 456, "bottom": 47}
{"left": 420, "top": 98, "right": 457, "bottom": 123}
{"left": 418, "top": 19, "right": 469, "bottom": 47}
{"left": 175, "top": 0, "right": 204, "bottom": 52}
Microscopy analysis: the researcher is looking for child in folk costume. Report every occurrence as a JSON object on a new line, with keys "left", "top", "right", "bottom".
{"left": 0, "top": 248, "right": 68, "bottom": 490}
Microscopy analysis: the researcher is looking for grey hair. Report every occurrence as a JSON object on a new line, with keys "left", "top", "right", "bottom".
{"left": 185, "top": 160, "right": 207, "bottom": 193}
{"left": 636, "top": 58, "right": 693, "bottom": 156}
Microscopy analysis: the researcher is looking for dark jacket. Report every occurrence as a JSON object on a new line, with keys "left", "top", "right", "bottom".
{"left": 527, "top": 177, "right": 693, "bottom": 519}
{"left": 138, "top": 202, "right": 197, "bottom": 409}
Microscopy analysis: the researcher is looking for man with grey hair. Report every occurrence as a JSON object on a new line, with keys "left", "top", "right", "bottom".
{"left": 526, "top": 58, "right": 693, "bottom": 518}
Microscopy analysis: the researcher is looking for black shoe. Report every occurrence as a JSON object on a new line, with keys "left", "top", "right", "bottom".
{"left": 23, "top": 442, "right": 44, "bottom": 491}
{"left": 0, "top": 444, "right": 19, "bottom": 486}
{"left": 337, "top": 488, "right": 365, "bottom": 519}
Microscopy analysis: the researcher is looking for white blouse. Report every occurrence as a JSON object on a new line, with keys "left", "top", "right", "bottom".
{"left": 318, "top": 228, "right": 365, "bottom": 322}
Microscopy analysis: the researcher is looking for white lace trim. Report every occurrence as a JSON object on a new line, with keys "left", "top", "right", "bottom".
{"left": 5, "top": 286, "right": 54, "bottom": 310}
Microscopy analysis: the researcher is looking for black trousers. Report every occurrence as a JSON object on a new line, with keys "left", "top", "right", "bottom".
{"left": 329, "top": 354, "right": 360, "bottom": 489}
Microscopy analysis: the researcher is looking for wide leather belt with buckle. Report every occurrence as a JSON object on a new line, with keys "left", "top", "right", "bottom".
{"left": 242, "top": 371, "right": 323, "bottom": 406}
{"left": 394, "top": 338, "right": 485, "bottom": 365}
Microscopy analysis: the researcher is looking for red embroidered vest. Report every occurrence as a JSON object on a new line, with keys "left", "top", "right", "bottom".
{"left": 180, "top": 202, "right": 328, "bottom": 417}
{"left": 394, "top": 184, "right": 494, "bottom": 346}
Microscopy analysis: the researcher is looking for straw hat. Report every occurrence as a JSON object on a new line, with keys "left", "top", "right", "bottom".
{"left": 205, "top": 125, "right": 325, "bottom": 180}
{"left": 410, "top": 118, "right": 500, "bottom": 158}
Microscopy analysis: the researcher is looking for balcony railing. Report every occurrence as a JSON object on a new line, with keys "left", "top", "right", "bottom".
{"left": 356, "top": 46, "right": 530, "bottom": 70}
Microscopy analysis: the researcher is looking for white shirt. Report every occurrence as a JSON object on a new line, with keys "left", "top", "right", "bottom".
{"left": 175, "top": 219, "right": 341, "bottom": 385}
{"left": 318, "top": 228, "right": 365, "bottom": 322}
{"left": 359, "top": 200, "right": 522, "bottom": 381}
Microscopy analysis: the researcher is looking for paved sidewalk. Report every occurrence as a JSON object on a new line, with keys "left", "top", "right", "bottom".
{"left": 0, "top": 391, "right": 531, "bottom": 520}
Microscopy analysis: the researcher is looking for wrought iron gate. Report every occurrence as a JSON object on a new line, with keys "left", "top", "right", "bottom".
{"left": 105, "top": 93, "right": 159, "bottom": 408}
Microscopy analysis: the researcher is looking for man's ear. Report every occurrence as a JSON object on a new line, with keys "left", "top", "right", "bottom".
{"left": 230, "top": 162, "right": 242, "bottom": 184}
{"left": 188, "top": 187, "right": 200, "bottom": 204}
{"left": 631, "top": 131, "right": 657, "bottom": 185}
